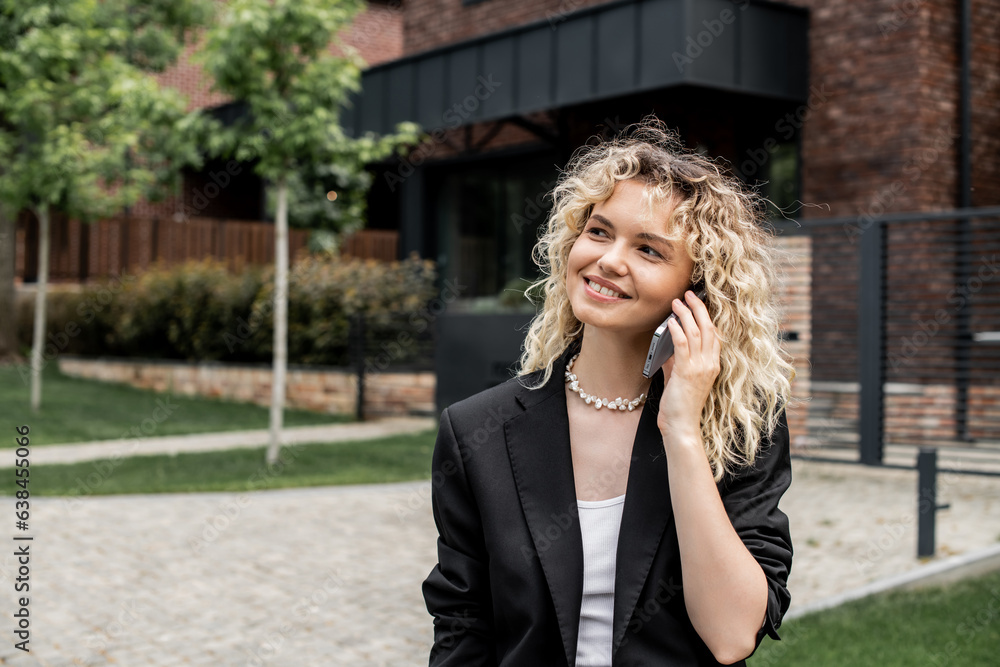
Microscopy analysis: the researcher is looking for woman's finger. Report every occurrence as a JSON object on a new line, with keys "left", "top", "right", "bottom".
{"left": 665, "top": 316, "right": 687, "bottom": 361}
{"left": 671, "top": 297, "right": 701, "bottom": 355}
{"left": 684, "top": 290, "right": 716, "bottom": 357}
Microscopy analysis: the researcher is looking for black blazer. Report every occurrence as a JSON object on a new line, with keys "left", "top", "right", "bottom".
{"left": 422, "top": 338, "right": 793, "bottom": 666}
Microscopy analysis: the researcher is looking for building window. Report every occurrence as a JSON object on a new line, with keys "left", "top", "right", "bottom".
{"left": 762, "top": 141, "right": 800, "bottom": 219}
{"left": 431, "top": 152, "right": 557, "bottom": 311}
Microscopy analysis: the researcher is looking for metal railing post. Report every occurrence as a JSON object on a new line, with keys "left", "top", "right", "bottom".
{"left": 917, "top": 448, "right": 951, "bottom": 558}
{"left": 355, "top": 312, "right": 366, "bottom": 422}
{"left": 858, "top": 218, "right": 885, "bottom": 465}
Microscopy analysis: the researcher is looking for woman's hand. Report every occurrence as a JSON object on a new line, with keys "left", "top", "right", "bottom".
{"left": 656, "top": 290, "right": 721, "bottom": 442}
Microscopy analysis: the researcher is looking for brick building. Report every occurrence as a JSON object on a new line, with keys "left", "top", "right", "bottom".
{"left": 17, "top": 0, "right": 1000, "bottom": 454}
{"left": 338, "top": 0, "right": 1000, "bottom": 451}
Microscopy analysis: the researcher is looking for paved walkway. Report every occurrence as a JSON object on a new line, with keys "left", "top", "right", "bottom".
{"left": 1, "top": 430, "right": 999, "bottom": 664}
{"left": 28, "top": 417, "right": 438, "bottom": 466}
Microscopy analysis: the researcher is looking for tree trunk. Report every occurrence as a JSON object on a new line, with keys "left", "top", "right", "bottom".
{"left": 266, "top": 180, "right": 289, "bottom": 465}
{"left": 0, "top": 206, "right": 17, "bottom": 361}
{"left": 30, "top": 205, "right": 50, "bottom": 411}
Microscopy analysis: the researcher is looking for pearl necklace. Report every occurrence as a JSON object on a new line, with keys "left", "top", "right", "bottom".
{"left": 564, "top": 353, "right": 647, "bottom": 412}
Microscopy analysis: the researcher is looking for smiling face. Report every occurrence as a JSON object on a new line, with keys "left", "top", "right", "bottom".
{"left": 566, "top": 179, "right": 696, "bottom": 336}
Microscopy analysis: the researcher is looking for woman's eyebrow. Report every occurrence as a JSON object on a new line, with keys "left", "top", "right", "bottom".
{"left": 589, "top": 213, "right": 676, "bottom": 247}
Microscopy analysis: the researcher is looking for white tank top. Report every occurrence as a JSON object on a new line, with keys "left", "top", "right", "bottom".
{"left": 575, "top": 493, "right": 626, "bottom": 667}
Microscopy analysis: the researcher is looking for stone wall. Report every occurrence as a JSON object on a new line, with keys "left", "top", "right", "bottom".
{"left": 775, "top": 235, "right": 812, "bottom": 444}
{"left": 799, "top": 380, "right": 1000, "bottom": 452}
{"left": 57, "top": 356, "right": 435, "bottom": 418}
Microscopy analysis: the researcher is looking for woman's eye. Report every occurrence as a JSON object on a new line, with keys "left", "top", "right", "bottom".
{"left": 639, "top": 246, "right": 662, "bottom": 258}
{"left": 587, "top": 227, "right": 607, "bottom": 237}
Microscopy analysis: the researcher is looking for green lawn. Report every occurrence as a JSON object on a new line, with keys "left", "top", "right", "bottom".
{"left": 752, "top": 569, "right": 1000, "bottom": 666}
{"left": 3, "top": 429, "right": 437, "bottom": 495}
{"left": 0, "top": 361, "right": 352, "bottom": 445}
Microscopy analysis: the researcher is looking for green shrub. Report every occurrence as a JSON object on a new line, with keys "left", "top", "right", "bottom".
{"left": 18, "top": 253, "right": 438, "bottom": 366}
{"left": 15, "top": 288, "right": 104, "bottom": 359}
{"left": 100, "top": 258, "right": 266, "bottom": 361}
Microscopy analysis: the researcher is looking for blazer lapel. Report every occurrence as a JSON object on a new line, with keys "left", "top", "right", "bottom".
{"left": 506, "top": 340, "right": 583, "bottom": 667}
{"left": 505, "top": 339, "right": 674, "bottom": 666}
{"left": 611, "top": 367, "right": 674, "bottom": 659}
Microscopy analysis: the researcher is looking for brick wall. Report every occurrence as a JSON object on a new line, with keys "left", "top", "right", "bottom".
{"left": 775, "top": 0, "right": 1000, "bottom": 391}
{"left": 775, "top": 235, "right": 812, "bottom": 445}
{"left": 156, "top": 3, "right": 404, "bottom": 112}
{"left": 783, "top": 0, "right": 999, "bottom": 214}
{"left": 800, "top": 381, "right": 1000, "bottom": 452}
{"left": 970, "top": 0, "right": 1000, "bottom": 206}
{"left": 403, "top": 0, "right": 610, "bottom": 55}
{"left": 57, "top": 356, "right": 435, "bottom": 418}
{"left": 340, "top": 1, "right": 406, "bottom": 65}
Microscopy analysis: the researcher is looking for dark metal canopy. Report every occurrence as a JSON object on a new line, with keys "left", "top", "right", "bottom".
{"left": 342, "top": 0, "right": 809, "bottom": 136}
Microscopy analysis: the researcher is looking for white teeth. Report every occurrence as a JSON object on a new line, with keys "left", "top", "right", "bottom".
{"left": 588, "top": 279, "right": 625, "bottom": 299}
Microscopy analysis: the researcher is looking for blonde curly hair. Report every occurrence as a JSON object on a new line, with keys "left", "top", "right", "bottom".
{"left": 516, "top": 115, "right": 796, "bottom": 481}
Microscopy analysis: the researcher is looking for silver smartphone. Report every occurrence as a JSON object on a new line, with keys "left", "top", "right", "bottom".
{"left": 642, "top": 287, "right": 708, "bottom": 378}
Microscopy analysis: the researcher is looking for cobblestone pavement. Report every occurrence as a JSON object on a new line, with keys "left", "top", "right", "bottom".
{"left": 0, "top": 459, "right": 998, "bottom": 665}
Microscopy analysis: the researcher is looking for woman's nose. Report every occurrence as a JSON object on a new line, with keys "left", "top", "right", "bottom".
{"left": 598, "top": 242, "right": 628, "bottom": 275}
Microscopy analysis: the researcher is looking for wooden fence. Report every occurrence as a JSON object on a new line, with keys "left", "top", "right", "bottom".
{"left": 339, "top": 228, "right": 399, "bottom": 262}
{"left": 15, "top": 212, "right": 399, "bottom": 283}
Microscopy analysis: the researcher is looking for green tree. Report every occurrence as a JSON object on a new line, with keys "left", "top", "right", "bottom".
{"left": 0, "top": 0, "right": 211, "bottom": 408}
{"left": 198, "top": 0, "right": 419, "bottom": 464}
{"left": 0, "top": 5, "right": 14, "bottom": 362}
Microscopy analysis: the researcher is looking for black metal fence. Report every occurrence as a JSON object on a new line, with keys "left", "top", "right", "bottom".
{"left": 775, "top": 205, "right": 1000, "bottom": 473}
{"left": 347, "top": 310, "right": 436, "bottom": 420}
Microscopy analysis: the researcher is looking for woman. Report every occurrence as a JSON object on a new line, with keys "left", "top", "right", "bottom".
{"left": 422, "top": 116, "right": 796, "bottom": 666}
